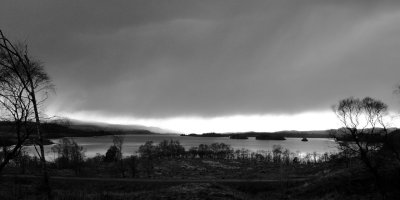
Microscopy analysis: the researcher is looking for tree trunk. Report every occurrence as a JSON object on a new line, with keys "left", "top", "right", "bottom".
{"left": 360, "top": 151, "right": 386, "bottom": 199}
{"left": 30, "top": 89, "right": 51, "bottom": 198}
{"left": 0, "top": 121, "right": 25, "bottom": 173}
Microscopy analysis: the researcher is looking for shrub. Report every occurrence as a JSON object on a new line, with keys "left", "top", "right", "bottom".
{"left": 104, "top": 145, "right": 120, "bottom": 163}
{"left": 51, "top": 138, "right": 85, "bottom": 175}
{"left": 126, "top": 155, "right": 138, "bottom": 177}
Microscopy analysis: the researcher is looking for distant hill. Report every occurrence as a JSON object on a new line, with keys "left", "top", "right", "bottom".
{"left": 181, "top": 130, "right": 334, "bottom": 138}
{"left": 182, "top": 128, "right": 399, "bottom": 140}
{"left": 67, "top": 119, "right": 174, "bottom": 134}
{"left": 240, "top": 130, "right": 333, "bottom": 138}
{"left": 0, "top": 119, "right": 168, "bottom": 143}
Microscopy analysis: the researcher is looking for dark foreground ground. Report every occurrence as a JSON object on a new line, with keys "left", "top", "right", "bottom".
{"left": 1, "top": 158, "right": 399, "bottom": 200}
{"left": 0, "top": 174, "right": 391, "bottom": 200}
{"left": 0, "top": 175, "right": 306, "bottom": 200}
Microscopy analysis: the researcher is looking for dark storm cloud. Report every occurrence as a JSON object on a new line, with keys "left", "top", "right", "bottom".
{"left": 1, "top": 0, "right": 400, "bottom": 118}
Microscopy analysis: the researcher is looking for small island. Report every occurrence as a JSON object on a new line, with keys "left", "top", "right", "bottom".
{"left": 255, "top": 135, "right": 286, "bottom": 140}
{"left": 301, "top": 137, "right": 308, "bottom": 142}
{"left": 229, "top": 135, "right": 248, "bottom": 139}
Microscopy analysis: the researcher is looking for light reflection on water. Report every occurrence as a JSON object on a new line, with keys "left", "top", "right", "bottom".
{"left": 24, "top": 134, "right": 339, "bottom": 159}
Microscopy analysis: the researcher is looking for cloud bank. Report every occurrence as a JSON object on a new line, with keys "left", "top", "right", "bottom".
{"left": 1, "top": 0, "right": 400, "bottom": 130}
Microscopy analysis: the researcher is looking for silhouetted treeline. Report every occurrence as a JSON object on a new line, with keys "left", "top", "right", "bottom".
{"left": 181, "top": 130, "right": 332, "bottom": 139}
{"left": 229, "top": 135, "right": 249, "bottom": 139}
{"left": 255, "top": 135, "right": 285, "bottom": 140}
{"left": 136, "top": 139, "right": 334, "bottom": 165}
{"left": 181, "top": 132, "right": 228, "bottom": 137}
{"left": 331, "top": 128, "right": 396, "bottom": 142}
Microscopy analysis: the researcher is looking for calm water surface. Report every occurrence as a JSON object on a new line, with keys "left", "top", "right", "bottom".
{"left": 25, "top": 134, "right": 338, "bottom": 159}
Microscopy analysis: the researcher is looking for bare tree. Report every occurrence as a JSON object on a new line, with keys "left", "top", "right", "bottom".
{"left": 112, "top": 135, "right": 125, "bottom": 177}
{"left": 0, "top": 29, "right": 53, "bottom": 194}
{"left": 51, "top": 138, "right": 85, "bottom": 175}
{"left": 0, "top": 66, "right": 35, "bottom": 172}
{"left": 113, "top": 135, "right": 124, "bottom": 160}
{"left": 332, "top": 97, "right": 390, "bottom": 196}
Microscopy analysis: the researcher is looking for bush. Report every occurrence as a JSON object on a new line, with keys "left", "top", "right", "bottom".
{"left": 157, "top": 140, "right": 185, "bottom": 158}
{"left": 51, "top": 138, "right": 85, "bottom": 175}
{"left": 13, "top": 149, "right": 34, "bottom": 174}
{"left": 104, "top": 145, "right": 120, "bottom": 163}
{"left": 126, "top": 155, "right": 138, "bottom": 178}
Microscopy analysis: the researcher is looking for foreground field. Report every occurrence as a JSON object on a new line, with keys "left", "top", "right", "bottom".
{"left": 1, "top": 157, "right": 399, "bottom": 200}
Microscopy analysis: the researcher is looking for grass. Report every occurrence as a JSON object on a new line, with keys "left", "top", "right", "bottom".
{"left": 2, "top": 157, "right": 398, "bottom": 200}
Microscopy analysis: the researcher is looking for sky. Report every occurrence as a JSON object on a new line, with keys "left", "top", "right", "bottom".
{"left": 1, "top": 0, "right": 400, "bottom": 133}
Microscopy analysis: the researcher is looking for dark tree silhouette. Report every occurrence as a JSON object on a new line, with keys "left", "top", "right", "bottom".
{"left": 105, "top": 145, "right": 120, "bottom": 163}
{"left": 332, "top": 97, "right": 390, "bottom": 197}
{"left": 51, "top": 138, "right": 85, "bottom": 175}
{"left": 0, "top": 29, "right": 53, "bottom": 195}
{"left": 138, "top": 141, "right": 157, "bottom": 177}
{"left": 112, "top": 135, "right": 124, "bottom": 161}
{"left": 0, "top": 65, "right": 35, "bottom": 173}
